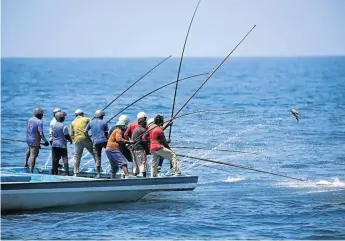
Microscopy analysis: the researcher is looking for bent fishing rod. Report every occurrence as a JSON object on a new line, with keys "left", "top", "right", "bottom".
{"left": 132, "top": 25, "right": 257, "bottom": 143}
{"left": 101, "top": 55, "right": 172, "bottom": 112}
{"left": 169, "top": 0, "right": 202, "bottom": 140}
{"left": 177, "top": 154, "right": 305, "bottom": 182}
{"left": 170, "top": 146, "right": 258, "bottom": 155}
{"left": 106, "top": 72, "right": 209, "bottom": 123}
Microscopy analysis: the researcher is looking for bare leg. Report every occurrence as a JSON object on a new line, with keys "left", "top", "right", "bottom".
{"left": 24, "top": 148, "right": 30, "bottom": 167}
{"left": 121, "top": 165, "right": 130, "bottom": 176}
{"left": 142, "top": 172, "right": 147, "bottom": 177}
{"left": 111, "top": 173, "right": 116, "bottom": 179}
{"left": 30, "top": 156, "right": 37, "bottom": 173}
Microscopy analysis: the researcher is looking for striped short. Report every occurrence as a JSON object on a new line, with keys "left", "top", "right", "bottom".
{"left": 133, "top": 150, "right": 147, "bottom": 174}
{"left": 105, "top": 150, "right": 128, "bottom": 173}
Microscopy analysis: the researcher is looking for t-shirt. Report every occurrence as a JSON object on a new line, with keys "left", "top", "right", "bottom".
{"left": 148, "top": 125, "right": 168, "bottom": 153}
{"left": 51, "top": 122, "right": 69, "bottom": 148}
{"left": 70, "top": 116, "right": 91, "bottom": 143}
{"left": 26, "top": 117, "right": 43, "bottom": 146}
{"left": 124, "top": 122, "right": 138, "bottom": 140}
{"left": 85, "top": 118, "right": 108, "bottom": 144}
{"left": 132, "top": 125, "right": 148, "bottom": 151}
{"left": 106, "top": 128, "right": 123, "bottom": 151}
{"left": 49, "top": 118, "right": 56, "bottom": 138}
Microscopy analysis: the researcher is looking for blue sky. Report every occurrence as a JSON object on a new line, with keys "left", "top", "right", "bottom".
{"left": 1, "top": 0, "right": 345, "bottom": 57}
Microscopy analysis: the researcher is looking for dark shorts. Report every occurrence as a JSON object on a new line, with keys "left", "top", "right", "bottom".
{"left": 52, "top": 147, "right": 68, "bottom": 160}
{"left": 119, "top": 143, "right": 133, "bottom": 162}
{"left": 105, "top": 150, "right": 128, "bottom": 173}
{"left": 28, "top": 145, "right": 40, "bottom": 157}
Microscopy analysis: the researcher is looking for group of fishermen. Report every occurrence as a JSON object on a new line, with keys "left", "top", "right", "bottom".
{"left": 25, "top": 108, "right": 182, "bottom": 178}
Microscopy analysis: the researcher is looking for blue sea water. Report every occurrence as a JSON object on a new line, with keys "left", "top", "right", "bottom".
{"left": 1, "top": 57, "right": 345, "bottom": 239}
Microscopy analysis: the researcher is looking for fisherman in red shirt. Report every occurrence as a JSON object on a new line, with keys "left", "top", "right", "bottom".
{"left": 144, "top": 115, "right": 181, "bottom": 177}
{"left": 124, "top": 112, "right": 147, "bottom": 140}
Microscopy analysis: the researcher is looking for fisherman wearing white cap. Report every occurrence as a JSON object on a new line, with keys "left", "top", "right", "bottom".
{"left": 105, "top": 120, "right": 133, "bottom": 179}
{"left": 124, "top": 112, "right": 147, "bottom": 140}
{"left": 109, "top": 114, "right": 133, "bottom": 163}
{"left": 49, "top": 108, "right": 67, "bottom": 168}
{"left": 84, "top": 110, "right": 109, "bottom": 178}
{"left": 70, "top": 109, "right": 97, "bottom": 177}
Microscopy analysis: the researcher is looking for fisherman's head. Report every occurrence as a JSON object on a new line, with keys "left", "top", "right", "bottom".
{"left": 147, "top": 117, "right": 154, "bottom": 127}
{"left": 154, "top": 115, "right": 164, "bottom": 126}
{"left": 55, "top": 111, "right": 66, "bottom": 122}
{"left": 119, "top": 114, "right": 130, "bottom": 127}
{"left": 55, "top": 111, "right": 67, "bottom": 121}
{"left": 53, "top": 108, "right": 61, "bottom": 117}
{"left": 33, "top": 108, "right": 44, "bottom": 120}
{"left": 137, "top": 112, "right": 147, "bottom": 122}
{"left": 75, "top": 109, "right": 84, "bottom": 117}
{"left": 94, "top": 110, "right": 105, "bottom": 119}
{"left": 115, "top": 120, "right": 126, "bottom": 131}
{"left": 138, "top": 117, "right": 147, "bottom": 128}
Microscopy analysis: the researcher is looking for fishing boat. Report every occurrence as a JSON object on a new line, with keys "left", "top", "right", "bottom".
{"left": 1, "top": 167, "right": 198, "bottom": 212}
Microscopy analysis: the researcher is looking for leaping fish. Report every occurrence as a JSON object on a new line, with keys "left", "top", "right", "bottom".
{"left": 290, "top": 108, "right": 299, "bottom": 122}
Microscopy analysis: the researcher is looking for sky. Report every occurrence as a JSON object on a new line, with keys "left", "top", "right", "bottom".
{"left": 1, "top": 0, "right": 345, "bottom": 57}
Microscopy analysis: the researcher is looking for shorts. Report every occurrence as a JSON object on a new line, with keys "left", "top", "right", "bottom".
{"left": 105, "top": 150, "right": 128, "bottom": 173}
{"left": 28, "top": 145, "right": 40, "bottom": 157}
{"left": 133, "top": 150, "right": 147, "bottom": 174}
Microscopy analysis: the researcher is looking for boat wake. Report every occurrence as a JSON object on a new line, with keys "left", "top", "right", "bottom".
{"left": 277, "top": 177, "right": 345, "bottom": 189}
{"left": 224, "top": 176, "right": 245, "bottom": 183}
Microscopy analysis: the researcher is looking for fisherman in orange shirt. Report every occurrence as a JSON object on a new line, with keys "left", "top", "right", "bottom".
{"left": 105, "top": 121, "right": 133, "bottom": 179}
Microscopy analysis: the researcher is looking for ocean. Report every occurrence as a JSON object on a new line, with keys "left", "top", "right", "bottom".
{"left": 1, "top": 57, "right": 345, "bottom": 239}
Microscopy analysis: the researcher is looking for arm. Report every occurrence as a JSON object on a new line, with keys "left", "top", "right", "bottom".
{"left": 63, "top": 125, "right": 73, "bottom": 144}
{"left": 70, "top": 122, "right": 75, "bottom": 140}
{"left": 38, "top": 120, "right": 49, "bottom": 145}
{"left": 104, "top": 123, "right": 109, "bottom": 139}
{"left": 116, "top": 130, "right": 132, "bottom": 144}
{"left": 123, "top": 125, "right": 131, "bottom": 140}
{"left": 84, "top": 122, "right": 91, "bottom": 138}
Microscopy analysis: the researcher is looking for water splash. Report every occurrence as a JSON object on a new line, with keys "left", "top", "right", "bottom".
{"left": 224, "top": 176, "right": 245, "bottom": 183}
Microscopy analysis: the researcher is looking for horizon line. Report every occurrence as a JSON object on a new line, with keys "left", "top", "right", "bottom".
{"left": 2, "top": 54, "right": 345, "bottom": 59}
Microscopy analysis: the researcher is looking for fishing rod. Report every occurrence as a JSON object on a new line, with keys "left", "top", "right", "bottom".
{"left": 106, "top": 72, "right": 209, "bottom": 123}
{"left": 1, "top": 138, "right": 46, "bottom": 146}
{"left": 169, "top": 0, "right": 201, "bottom": 140}
{"left": 1, "top": 138, "right": 27, "bottom": 143}
{"left": 101, "top": 55, "right": 172, "bottom": 112}
{"left": 132, "top": 25, "right": 257, "bottom": 143}
{"left": 177, "top": 154, "right": 305, "bottom": 181}
{"left": 170, "top": 146, "right": 259, "bottom": 155}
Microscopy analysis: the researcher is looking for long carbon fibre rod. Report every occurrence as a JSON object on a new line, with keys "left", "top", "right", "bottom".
{"left": 106, "top": 72, "right": 209, "bottom": 123}
{"left": 101, "top": 55, "right": 172, "bottom": 112}
{"left": 177, "top": 154, "right": 305, "bottom": 181}
{"left": 169, "top": 0, "right": 202, "bottom": 140}
{"left": 171, "top": 146, "right": 259, "bottom": 155}
{"left": 131, "top": 25, "right": 257, "bottom": 143}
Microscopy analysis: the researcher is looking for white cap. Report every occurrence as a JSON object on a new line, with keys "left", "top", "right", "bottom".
{"left": 147, "top": 117, "right": 154, "bottom": 125}
{"left": 53, "top": 108, "right": 61, "bottom": 113}
{"left": 119, "top": 114, "right": 130, "bottom": 125}
{"left": 75, "top": 109, "right": 84, "bottom": 115}
{"left": 137, "top": 111, "right": 147, "bottom": 120}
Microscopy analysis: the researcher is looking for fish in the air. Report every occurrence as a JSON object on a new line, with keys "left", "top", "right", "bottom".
{"left": 290, "top": 108, "right": 299, "bottom": 122}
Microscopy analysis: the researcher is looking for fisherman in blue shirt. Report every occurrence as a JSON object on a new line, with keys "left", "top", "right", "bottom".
{"left": 51, "top": 111, "right": 73, "bottom": 175}
{"left": 84, "top": 110, "right": 109, "bottom": 178}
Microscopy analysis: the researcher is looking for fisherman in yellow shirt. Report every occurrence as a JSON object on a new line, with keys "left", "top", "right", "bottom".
{"left": 70, "top": 109, "right": 97, "bottom": 176}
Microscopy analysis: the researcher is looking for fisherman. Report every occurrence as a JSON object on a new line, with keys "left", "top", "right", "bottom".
{"left": 105, "top": 120, "right": 133, "bottom": 179}
{"left": 144, "top": 115, "right": 181, "bottom": 177}
{"left": 147, "top": 117, "right": 170, "bottom": 174}
{"left": 25, "top": 108, "right": 49, "bottom": 173}
{"left": 124, "top": 112, "right": 147, "bottom": 140}
{"left": 51, "top": 112, "right": 73, "bottom": 175}
{"left": 49, "top": 108, "right": 66, "bottom": 168}
{"left": 131, "top": 117, "right": 149, "bottom": 177}
{"left": 70, "top": 109, "right": 97, "bottom": 177}
{"left": 84, "top": 110, "right": 109, "bottom": 178}
{"left": 109, "top": 114, "right": 133, "bottom": 163}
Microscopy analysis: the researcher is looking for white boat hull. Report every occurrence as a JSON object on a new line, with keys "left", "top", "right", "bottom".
{"left": 1, "top": 176, "right": 198, "bottom": 212}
